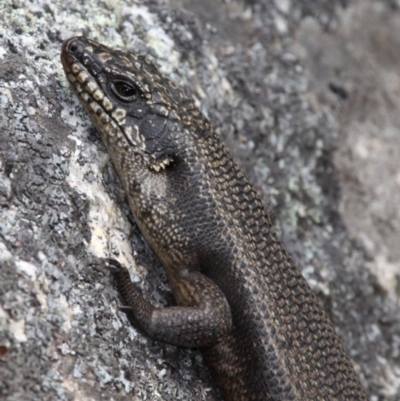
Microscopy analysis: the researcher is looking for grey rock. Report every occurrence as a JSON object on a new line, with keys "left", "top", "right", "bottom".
{"left": 0, "top": 0, "right": 398, "bottom": 400}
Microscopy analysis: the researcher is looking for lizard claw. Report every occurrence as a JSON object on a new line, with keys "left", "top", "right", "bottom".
{"left": 119, "top": 305, "right": 134, "bottom": 313}
{"left": 105, "top": 258, "right": 125, "bottom": 270}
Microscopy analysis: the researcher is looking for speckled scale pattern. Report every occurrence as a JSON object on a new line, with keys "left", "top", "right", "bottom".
{"left": 61, "top": 37, "right": 368, "bottom": 401}
{"left": 196, "top": 135, "right": 365, "bottom": 400}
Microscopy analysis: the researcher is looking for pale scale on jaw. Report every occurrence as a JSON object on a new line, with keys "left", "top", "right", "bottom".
{"left": 71, "top": 63, "right": 80, "bottom": 74}
{"left": 102, "top": 97, "right": 113, "bottom": 112}
{"left": 77, "top": 71, "right": 89, "bottom": 84}
{"left": 111, "top": 108, "right": 126, "bottom": 124}
{"left": 93, "top": 89, "right": 104, "bottom": 101}
{"left": 86, "top": 81, "right": 98, "bottom": 94}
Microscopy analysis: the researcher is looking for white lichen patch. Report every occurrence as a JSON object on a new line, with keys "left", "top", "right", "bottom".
{"left": 56, "top": 293, "right": 74, "bottom": 332}
{"left": 0, "top": 241, "right": 12, "bottom": 261}
{"left": 0, "top": 305, "right": 7, "bottom": 320}
{"left": 122, "top": 5, "right": 181, "bottom": 73}
{"left": 62, "top": 104, "right": 137, "bottom": 270}
{"left": 15, "top": 259, "right": 37, "bottom": 280}
{"left": 0, "top": 45, "right": 6, "bottom": 59}
{"left": 374, "top": 253, "right": 400, "bottom": 302}
{"left": 9, "top": 318, "right": 27, "bottom": 343}
{"left": 60, "top": 379, "right": 99, "bottom": 401}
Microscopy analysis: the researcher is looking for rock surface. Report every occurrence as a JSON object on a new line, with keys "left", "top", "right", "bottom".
{"left": 0, "top": 0, "right": 399, "bottom": 400}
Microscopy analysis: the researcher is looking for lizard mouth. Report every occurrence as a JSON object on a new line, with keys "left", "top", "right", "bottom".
{"left": 61, "top": 38, "right": 180, "bottom": 170}
{"left": 60, "top": 37, "right": 165, "bottom": 163}
{"left": 60, "top": 38, "right": 126, "bottom": 139}
{"left": 61, "top": 37, "right": 179, "bottom": 171}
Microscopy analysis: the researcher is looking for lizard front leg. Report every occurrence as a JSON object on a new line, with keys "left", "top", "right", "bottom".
{"left": 108, "top": 260, "right": 232, "bottom": 348}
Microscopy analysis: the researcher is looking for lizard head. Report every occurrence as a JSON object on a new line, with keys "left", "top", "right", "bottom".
{"left": 61, "top": 36, "right": 210, "bottom": 171}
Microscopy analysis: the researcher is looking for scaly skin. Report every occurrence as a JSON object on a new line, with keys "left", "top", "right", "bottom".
{"left": 61, "top": 37, "right": 368, "bottom": 401}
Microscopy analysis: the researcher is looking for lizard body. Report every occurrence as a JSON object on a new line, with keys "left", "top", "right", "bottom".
{"left": 61, "top": 37, "right": 368, "bottom": 401}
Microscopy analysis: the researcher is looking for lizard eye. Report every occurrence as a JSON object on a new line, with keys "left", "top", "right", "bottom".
{"left": 110, "top": 80, "right": 141, "bottom": 102}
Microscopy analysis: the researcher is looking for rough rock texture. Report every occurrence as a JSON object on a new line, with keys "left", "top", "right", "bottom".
{"left": 0, "top": 1, "right": 398, "bottom": 401}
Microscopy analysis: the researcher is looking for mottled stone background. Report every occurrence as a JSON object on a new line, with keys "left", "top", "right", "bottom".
{"left": 1, "top": 0, "right": 399, "bottom": 400}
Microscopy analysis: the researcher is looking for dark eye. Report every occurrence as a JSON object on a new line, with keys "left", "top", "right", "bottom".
{"left": 110, "top": 80, "right": 141, "bottom": 102}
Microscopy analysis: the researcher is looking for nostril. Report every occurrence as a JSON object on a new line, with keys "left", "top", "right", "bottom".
{"left": 69, "top": 43, "right": 78, "bottom": 53}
